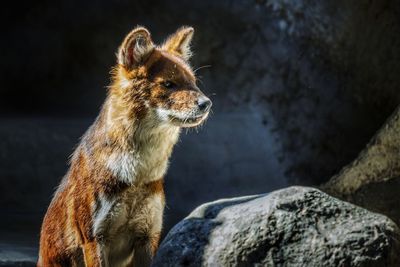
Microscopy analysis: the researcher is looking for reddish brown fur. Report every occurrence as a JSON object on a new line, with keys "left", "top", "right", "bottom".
{"left": 38, "top": 26, "right": 211, "bottom": 266}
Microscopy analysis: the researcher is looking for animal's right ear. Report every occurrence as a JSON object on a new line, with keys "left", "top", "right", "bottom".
{"left": 117, "top": 26, "right": 154, "bottom": 69}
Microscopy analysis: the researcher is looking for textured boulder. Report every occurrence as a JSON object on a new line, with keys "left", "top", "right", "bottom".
{"left": 322, "top": 106, "right": 400, "bottom": 225}
{"left": 153, "top": 187, "right": 400, "bottom": 267}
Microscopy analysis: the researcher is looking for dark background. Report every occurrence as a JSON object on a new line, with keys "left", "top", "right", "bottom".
{"left": 1, "top": 0, "right": 400, "bottom": 259}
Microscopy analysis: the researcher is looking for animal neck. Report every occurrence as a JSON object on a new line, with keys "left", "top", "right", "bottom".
{"left": 98, "top": 99, "right": 181, "bottom": 185}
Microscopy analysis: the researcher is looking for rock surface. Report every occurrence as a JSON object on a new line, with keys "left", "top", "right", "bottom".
{"left": 153, "top": 186, "right": 400, "bottom": 267}
{"left": 322, "top": 106, "right": 400, "bottom": 226}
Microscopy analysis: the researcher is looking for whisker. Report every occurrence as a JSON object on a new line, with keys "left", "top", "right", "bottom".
{"left": 194, "top": 65, "right": 212, "bottom": 73}
{"left": 183, "top": 113, "right": 190, "bottom": 127}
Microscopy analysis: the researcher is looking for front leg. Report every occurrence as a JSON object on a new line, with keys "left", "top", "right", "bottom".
{"left": 149, "top": 232, "right": 161, "bottom": 256}
{"left": 132, "top": 233, "right": 161, "bottom": 267}
{"left": 133, "top": 244, "right": 152, "bottom": 267}
{"left": 82, "top": 241, "right": 108, "bottom": 267}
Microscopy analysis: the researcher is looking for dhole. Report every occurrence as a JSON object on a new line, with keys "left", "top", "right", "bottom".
{"left": 38, "top": 26, "right": 211, "bottom": 266}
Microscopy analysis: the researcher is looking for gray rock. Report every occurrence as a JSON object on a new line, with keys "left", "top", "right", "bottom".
{"left": 153, "top": 186, "right": 400, "bottom": 267}
{"left": 322, "top": 106, "right": 400, "bottom": 226}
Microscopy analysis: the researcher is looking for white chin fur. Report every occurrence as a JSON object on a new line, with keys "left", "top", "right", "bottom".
{"left": 156, "top": 108, "right": 174, "bottom": 122}
{"left": 155, "top": 107, "right": 207, "bottom": 127}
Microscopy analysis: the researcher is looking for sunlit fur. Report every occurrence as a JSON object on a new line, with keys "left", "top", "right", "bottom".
{"left": 38, "top": 26, "right": 211, "bottom": 267}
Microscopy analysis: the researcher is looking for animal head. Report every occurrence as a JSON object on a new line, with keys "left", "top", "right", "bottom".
{"left": 109, "top": 26, "right": 211, "bottom": 128}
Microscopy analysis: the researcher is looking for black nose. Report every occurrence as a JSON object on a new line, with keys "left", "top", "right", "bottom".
{"left": 198, "top": 97, "right": 212, "bottom": 112}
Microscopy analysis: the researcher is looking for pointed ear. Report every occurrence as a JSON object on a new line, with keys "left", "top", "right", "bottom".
{"left": 162, "top": 26, "right": 194, "bottom": 61}
{"left": 117, "top": 26, "right": 154, "bottom": 69}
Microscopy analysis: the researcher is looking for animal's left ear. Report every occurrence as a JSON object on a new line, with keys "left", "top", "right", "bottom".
{"left": 162, "top": 26, "right": 194, "bottom": 61}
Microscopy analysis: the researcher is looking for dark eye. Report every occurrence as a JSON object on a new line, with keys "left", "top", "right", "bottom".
{"left": 162, "top": 81, "right": 176, "bottom": 89}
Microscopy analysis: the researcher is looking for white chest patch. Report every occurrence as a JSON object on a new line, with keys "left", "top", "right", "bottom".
{"left": 106, "top": 122, "right": 180, "bottom": 184}
{"left": 92, "top": 190, "right": 165, "bottom": 266}
{"left": 93, "top": 195, "right": 116, "bottom": 237}
{"left": 106, "top": 151, "right": 139, "bottom": 184}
